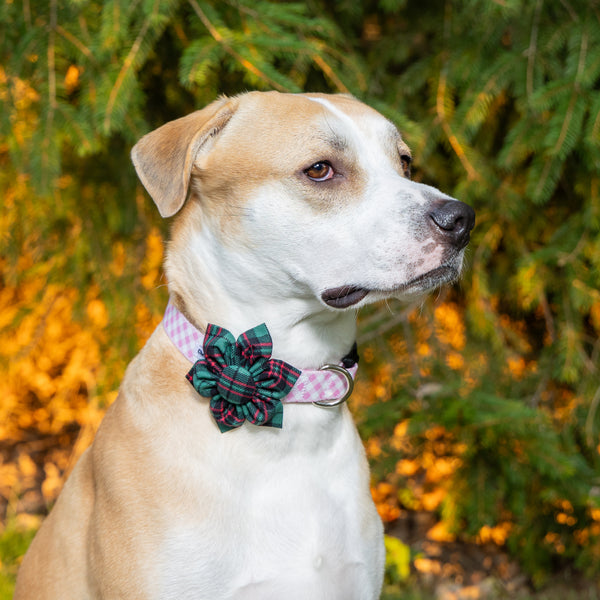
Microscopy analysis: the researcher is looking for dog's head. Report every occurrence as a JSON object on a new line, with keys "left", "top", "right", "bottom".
{"left": 132, "top": 92, "right": 474, "bottom": 314}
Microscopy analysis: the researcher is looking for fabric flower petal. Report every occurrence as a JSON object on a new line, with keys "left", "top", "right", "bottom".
{"left": 186, "top": 322, "right": 300, "bottom": 433}
{"left": 254, "top": 359, "right": 301, "bottom": 399}
{"left": 202, "top": 324, "right": 237, "bottom": 372}
{"left": 186, "top": 359, "right": 218, "bottom": 398}
{"left": 235, "top": 323, "right": 273, "bottom": 370}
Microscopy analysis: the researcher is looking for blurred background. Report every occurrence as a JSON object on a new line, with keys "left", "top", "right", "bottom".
{"left": 1, "top": 1, "right": 599, "bottom": 598}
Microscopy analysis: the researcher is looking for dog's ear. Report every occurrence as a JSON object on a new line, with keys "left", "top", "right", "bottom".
{"left": 131, "top": 96, "right": 237, "bottom": 218}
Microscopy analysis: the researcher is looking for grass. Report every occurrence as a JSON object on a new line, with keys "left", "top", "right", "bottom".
{"left": 0, "top": 519, "right": 37, "bottom": 600}
{"left": 381, "top": 583, "right": 436, "bottom": 599}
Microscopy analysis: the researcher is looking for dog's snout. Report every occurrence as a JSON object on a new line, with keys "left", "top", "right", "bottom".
{"left": 429, "top": 199, "right": 475, "bottom": 249}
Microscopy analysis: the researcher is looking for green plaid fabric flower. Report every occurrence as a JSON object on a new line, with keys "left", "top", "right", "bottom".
{"left": 186, "top": 323, "right": 301, "bottom": 433}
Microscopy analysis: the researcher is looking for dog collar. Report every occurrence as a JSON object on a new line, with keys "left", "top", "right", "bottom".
{"left": 162, "top": 299, "right": 358, "bottom": 430}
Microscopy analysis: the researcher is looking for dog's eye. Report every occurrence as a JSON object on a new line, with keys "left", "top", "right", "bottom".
{"left": 304, "top": 162, "right": 335, "bottom": 182}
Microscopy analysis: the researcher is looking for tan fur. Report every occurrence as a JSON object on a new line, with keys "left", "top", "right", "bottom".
{"left": 15, "top": 91, "right": 471, "bottom": 600}
{"left": 15, "top": 92, "right": 386, "bottom": 599}
{"left": 16, "top": 327, "right": 193, "bottom": 598}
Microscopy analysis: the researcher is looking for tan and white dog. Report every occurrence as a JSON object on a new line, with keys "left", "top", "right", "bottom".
{"left": 15, "top": 91, "right": 474, "bottom": 599}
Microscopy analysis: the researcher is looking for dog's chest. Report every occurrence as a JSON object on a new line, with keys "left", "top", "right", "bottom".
{"left": 154, "top": 409, "right": 383, "bottom": 599}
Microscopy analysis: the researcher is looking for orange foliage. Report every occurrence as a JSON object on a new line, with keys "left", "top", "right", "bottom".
{"left": 0, "top": 283, "right": 104, "bottom": 440}
{"left": 0, "top": 226, "right": 164, "bottom": 517}
{"left": 355, "top": 299, "right": 543, "bottom": 545}
{"left": 0, "top": 279, "right": 109, "bottom": 513}
{"left": 477, "top": 523, "right": 512, "bottom": 546}
{"left": 371, "top": 481, "right": 401, "bottom": 522}
{"left": 434, "top": 303, "right": 466, "bottom": 351}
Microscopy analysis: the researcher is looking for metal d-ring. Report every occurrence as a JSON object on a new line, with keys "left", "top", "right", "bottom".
{"left": 312, "top": 364, "right": 354, "bottom": 407}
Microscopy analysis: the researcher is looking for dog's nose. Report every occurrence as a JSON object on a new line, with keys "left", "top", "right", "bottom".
{"left": 429, "top": 199, "right": 475, "bottom": 249}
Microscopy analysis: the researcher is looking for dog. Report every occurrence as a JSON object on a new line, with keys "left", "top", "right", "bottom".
{"left": 15, "top": 91, "right": 474, "bottom": 599}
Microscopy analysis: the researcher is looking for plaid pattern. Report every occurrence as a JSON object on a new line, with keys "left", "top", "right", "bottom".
{"left": 186, "top": 323, "right": 301, "bottom": 433}
{"left": 162, "top": 299, "right": 358, "bottom": 429}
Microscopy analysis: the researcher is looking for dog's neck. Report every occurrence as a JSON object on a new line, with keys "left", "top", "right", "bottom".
{"left": 165, "top": 211, "right": 357, "bottom": 370}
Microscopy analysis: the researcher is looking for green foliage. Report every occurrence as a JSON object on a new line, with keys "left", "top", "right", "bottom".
{"left": 0, "top": 520, "right": 37, "bottom": 600}
{"left": 418, "top": 385, "right": 594, "bottom": 582}
{"left": 359, "top": 1, "right": 600, "bottom": 582}
{"left": 2, "top": 0, "right": 600, "bottom": 587}
{"left": 384, "top": 535, "right": 412, "bottom": 584}
{"left": 380, "top": 585, "right": 435, "bottom": 600}
{"left": 0, "top": 0, "right": 365, "bottom": 190}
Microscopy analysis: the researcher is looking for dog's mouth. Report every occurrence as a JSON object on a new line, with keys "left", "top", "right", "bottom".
{"left": 321, "top": 286, "right": 370, "bottom": 309}
{"left": 321, "top": 266, "right": 460, "bottom": 309}
{"left": 400, "top": 265, "right": 460, "bottom": 294}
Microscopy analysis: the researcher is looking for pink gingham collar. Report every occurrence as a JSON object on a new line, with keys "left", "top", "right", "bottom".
{"left": 162, "top": 298, "right": 358, "bottom": 406}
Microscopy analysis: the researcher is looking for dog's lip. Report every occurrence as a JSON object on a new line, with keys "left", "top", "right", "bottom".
{"left": 396, "top": 265, "right": 460, "bottom": 293}
{"left": 322, "top": 266, "right": 460, "bottom": 309}
{"left": 321, "top": 286, "right": 370, "bottom": 309}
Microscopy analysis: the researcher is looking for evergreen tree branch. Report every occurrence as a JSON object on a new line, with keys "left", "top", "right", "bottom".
{"left": 435, "top": 0, "right": 480, "bottom": 181}
{"left": 585, "top": 385, "right": 600, "bottom": 448}
{"left": 575, "top": 26, "right": 589, "bottom": 87}
{"left": 187, "top": 0, "right": 290, "bottom": 92}
{"left": 318, "top": 44, "right": 367, "bottom": 92}
{"left": 436, "top": 72, "right": 480, "bottom": 181}
{"left": 533, "top": 28, "right": 587, "bottom": 199}
{"left": 103, "top": 0, "right": 159, "bottom": 134}
{"left": 559, "top": 0, "right": 579, "bottom": 22}
{"left": 23, "top": 0, "right": 32, "bottom": 26}
{"left": 311, "top": 50, "right": 349, "bottom": 94}
{"left": 527, "top": 0, "right": 543, "bottom": 99}
{"left": 539, "top": 291, "right": 557, "bottom": 345}
{"left": 529, "top": 371, "right": 551, "bottom": 408}
{"left": 55, "top": 25, "right": 95, "bottom": 61}
{"left": 42, "top": 0, "right": 58, "bottom": 189}
{"left": 593, "top": 116, "right": 600, "bottom": 145}
{"left": 57, "top": 105, "right": 94, "bottom": 155}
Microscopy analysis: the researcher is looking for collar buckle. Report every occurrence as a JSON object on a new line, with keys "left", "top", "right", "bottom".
{"left": 312, "top": 364, "right": 354, "bottom": 407}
